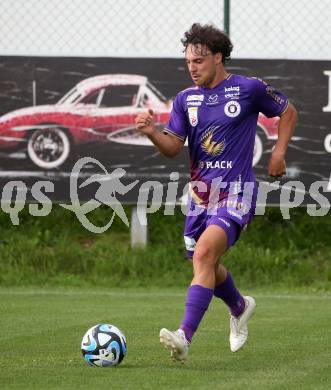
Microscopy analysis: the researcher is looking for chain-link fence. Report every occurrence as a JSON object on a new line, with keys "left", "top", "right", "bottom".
{"left": 230, "top": 0, "right": 331, "bottom": 60}
{"left": 0, "top": 0, "right": 330, "bottom": 59}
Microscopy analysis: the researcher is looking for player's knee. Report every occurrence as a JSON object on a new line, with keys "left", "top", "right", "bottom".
{"left": 193, "top": 245, "right": 217, "bottom": 268}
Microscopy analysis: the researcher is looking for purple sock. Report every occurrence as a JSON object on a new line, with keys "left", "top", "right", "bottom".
{"left": 214, "top": 272, "right": 245, "bottom": 317}
{"left": 180, "top": 284, "right": 214, "bottom": 343}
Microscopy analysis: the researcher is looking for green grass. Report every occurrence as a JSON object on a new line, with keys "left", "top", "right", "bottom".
{"left": 0, "top": 206, "right": 330, "bottom": 289}
{"left": 0, "top": 287, "right": 330, "bottom": 389}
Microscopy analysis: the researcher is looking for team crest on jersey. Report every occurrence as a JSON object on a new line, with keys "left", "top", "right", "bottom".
{"left": 188, "top": 107, "right": 199, "bottom": 126}
{"left": 224, "top": 100, "right": 241, "bottom": 117}
{"left": 201, "top": 126, "right": 225, "bottom": 156}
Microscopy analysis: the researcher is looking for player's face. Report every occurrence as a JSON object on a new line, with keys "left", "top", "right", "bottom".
{"left": 185, "top": 44, "right": 222, "bottom": 87}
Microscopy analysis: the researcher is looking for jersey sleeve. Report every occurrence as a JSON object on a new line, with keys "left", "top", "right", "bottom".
{"left": 252, "top": 78, "right": 289, "bottom": 118}
{"left": 163, "top": 93, "right": 188, "bottom": 142}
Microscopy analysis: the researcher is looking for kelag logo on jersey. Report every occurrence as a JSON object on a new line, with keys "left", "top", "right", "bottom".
{"left": 224, "top": 85, "right": 240, "bottom": 99}
{"left": 224, "top": 100, "right": 241, "bottom": 117}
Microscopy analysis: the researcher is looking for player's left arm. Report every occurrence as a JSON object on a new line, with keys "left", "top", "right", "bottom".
{"left": 268, "top": 102, "right": 298, "bottom": 177}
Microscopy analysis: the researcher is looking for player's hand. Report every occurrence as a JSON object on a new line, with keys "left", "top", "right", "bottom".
{"left": 268, "top": 151, "right": 286, "bottom": 178}
{"left": 135, "top": 109, "right": 156, "bottom": 136}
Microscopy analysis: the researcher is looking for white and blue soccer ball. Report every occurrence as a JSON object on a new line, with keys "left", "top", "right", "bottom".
{"left": 81, "top": 324, "right": 127, "bottom": 367}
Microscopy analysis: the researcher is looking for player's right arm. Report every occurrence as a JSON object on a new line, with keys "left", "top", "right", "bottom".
{"left": 135, "top": 109, "right": 185, "bottom": 158}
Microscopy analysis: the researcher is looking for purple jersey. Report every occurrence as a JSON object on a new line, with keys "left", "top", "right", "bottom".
{"left": 165, "top": 74, "right": 289, "bottom": 206}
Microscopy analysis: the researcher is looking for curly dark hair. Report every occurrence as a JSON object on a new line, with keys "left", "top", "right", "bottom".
{"left": 181, "top": 23, "right": 233, "bottom": 64}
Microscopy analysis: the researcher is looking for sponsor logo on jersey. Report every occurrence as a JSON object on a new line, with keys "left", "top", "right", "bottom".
{"left": 206, "top": 94, "right": 219, "bottom": 105}
{"left": 225, "top": 92, "right": 240, "bottom": 99}
{"left": 186, "top": 94, "right": 204, "bottom": 102}
{"left": 199, "top": 160, "right": 233, "bottom": 169}
{"left": 224, "top": 86, "right": 240, "bottom": 92}
{"left": 224, "top": 100, "right": 241, "bottom": 117}
{"left": 224, "top": 92, "right": 240, "bottom": 99}
{"left": 188, "top": 106, "right": 198, "bottom": 126}
{"left": 224, "top": 86, "right": 240, "bottom": 99}
{"left": 201, "top": 126, "right": 225, "bottom": 156}
{"left": 187, "top": 101, "right": 202, "bottom": 106}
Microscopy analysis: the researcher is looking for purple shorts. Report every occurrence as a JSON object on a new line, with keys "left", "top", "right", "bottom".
{"left": 183, "top": 194, "right": 256, "bottom": 259}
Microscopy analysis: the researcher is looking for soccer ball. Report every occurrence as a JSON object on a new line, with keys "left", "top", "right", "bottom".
{"left": 81, "top": 324, "right": 127, "bottom": 367}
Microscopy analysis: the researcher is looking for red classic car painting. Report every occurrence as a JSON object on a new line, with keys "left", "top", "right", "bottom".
{"left": 0, "top": 74, "right": 279, "bottom": 169}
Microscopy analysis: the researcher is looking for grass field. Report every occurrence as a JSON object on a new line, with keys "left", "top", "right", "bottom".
{"left": 0, "top": 288, "right": 330, "bottom": 389}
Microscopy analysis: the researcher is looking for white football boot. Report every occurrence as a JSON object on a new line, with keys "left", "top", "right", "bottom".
{"left": 159, "top": 328, "right": 189, "bottom": 362}
{"left": 229, "top": 296, "right": 256, "bottom": 352}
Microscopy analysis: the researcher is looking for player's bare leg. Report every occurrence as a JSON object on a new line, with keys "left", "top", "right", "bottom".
{"left": 191, "top": 225, "right": 228, "bottom": 288}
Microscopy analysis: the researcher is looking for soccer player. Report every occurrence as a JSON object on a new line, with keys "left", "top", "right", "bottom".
{"left": 135, "top": 23, "right": 297, "bottom": 362}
